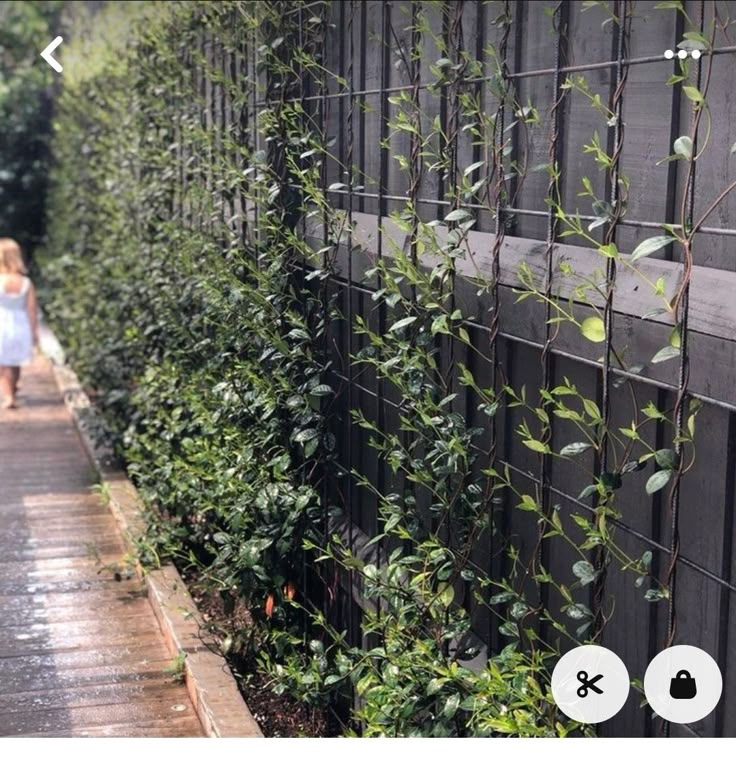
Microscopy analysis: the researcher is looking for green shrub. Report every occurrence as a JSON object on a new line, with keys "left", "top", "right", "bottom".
{"left": 39, "top": 0, "right": 718, "bottom": 737}
{"left": 0, "top": 1, "right": 59, "bottom": 253}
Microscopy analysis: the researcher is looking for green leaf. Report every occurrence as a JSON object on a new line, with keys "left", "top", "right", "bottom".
{"left": 356, "top": 674, "right": 373, "bottom": 695}
{"left": 490, "top": 591, "right": 515, "bottom": 605}
{"left": 310, "top": 384, "right": 333, "bottom": 397}
{"left": 643, "top": 401, "right": 666, "bottom": 420}
{"left": 427, "top": 678, "right": 445, "bottom": 696}
{"left": 564, "top": 603, "right": 591, "bottom": 620}
{"left": 678, "top": 37, "right": 706, "bottom": 52}
{"left": 431, "top": 314, "right": 450, "bottom": 335}
{"left": 294, "top": 428, "right": 319, "bottom": 443}
{"left": 578, "top": 484, "right": 597, "bottom": 500}
{"left": 389, "top": 315, "right": 417, "bottom": 332}
{"left": 651, "top": 345, "right": 680, "bottom": 364}
{"left": 363, "top": 564, "right": 378, "bottom": 580}
{"left": 644, "top": 588, "right": 669, "bottom": 602}
{"left": 583, "top": 398, "right": 602, "bottom": 422}
{"left": 731, "top": 141, "right": 736, "bottom": 155}
{"left": 444, "top": 208, "right": 471, "bottom": 223}
{"left": 523, "top": 439, "right": 550, "bottom": 454}
{"left": 438, "top": 583, "right": 455, "bottom": 607}
{"left": 443, "top": 693, "right": 460, "bottom": 720}
{"left": 560, "top": 442, "right": 592, "bottom": 456}
{"left": 673, "top": 135, "right": 693, "bottom": 160}
{"left": 682, "top": 86, "right": 703, "bottom": 103}
{"left": 654, "top": 449, "right": 677, "bottom": 469}
{"left": 572, "top": 560, "right": 598, "bottom": 586}
{"left": 598, "top": 242, "right": 618, "bottom": 258}
{"left": 630, "top": 235, "right": 675, "bottom": 262}
{"left": 518, "top": 494, "right": 539, "bottom": 511}
{"left": 646, "top": 469, "right": 672, "bottom": 495}
{"left": 580, "top": 316, "right": 605, "bottom": 343}
{"left": 463, "top": 160, "right": 485, "bottom": 176}
{"left": 669, "top": 325, "right": 681, "bottom": 349}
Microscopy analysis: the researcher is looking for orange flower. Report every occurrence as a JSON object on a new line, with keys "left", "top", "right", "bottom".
{"left": 284, "top": 581, "right": 296, "bottom": 600}
{"left": 265, "top": 593, "right": 275, "bottom": 618}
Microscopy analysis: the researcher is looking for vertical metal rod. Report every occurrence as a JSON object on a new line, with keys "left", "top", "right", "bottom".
{"left": 646, "top": 6, "right": 685, "bottom": 735}
{"left": 198, "top": 27, "right": 207, "bottom": 230}
{"left": 207, "top": 32, "right": 216, "bottom": 233}
{"left": 219, "top": 35, "right": 227, "bottom": 228}
{"left": 296, "top": 1, "right": 309, "bottom": 641}
{"left": 592, "top": 0, "right": 630, "bottom": 640}
{"left": 239, "top": 20, "right": 250, "bottom": 247}
{"left": 346, "top": 0, "right": 357, "bottom": 648}
{"left": 436, "top": 3, "right": 449, "bottom": 222}
{"left": 537, "top": 0, "right": 568, "bottom": 642}
{"left": 665, "top": 0, "right": 705, "bottom": 646}
{"left": 251, "top": 15, "right": 259, "bottom": 253}
{"left": 320, "top": 0, "right": 332, "bottom": 613}
{"left": 409, "top": 1, "right": 421, "bottom": 285}
{"left": 375, "top": 0, "right": 390, "bottom": 562}
{"left": 358, "top": 0, "right": 368, "bottom": 214}
{"left": 465, "top": 1, "right": 485, "bottom": 627}
{"left": 487, "top": 0, "right": 511, "bottom": 654}
{"left": 178, "top": 45, "right": 187, "bottom": 223}
{"left": 663, "top": 2, "right": 706, "bottom": 737}
{"left": 228, "top": 28, "right": 237, "bottom": 227}
{"left": 403, "top": 0, "right": 421, "bottom": 572}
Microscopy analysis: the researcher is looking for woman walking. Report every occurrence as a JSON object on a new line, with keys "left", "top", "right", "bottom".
{"left": 0, "top": 238, "right": 38, "bottom": 409}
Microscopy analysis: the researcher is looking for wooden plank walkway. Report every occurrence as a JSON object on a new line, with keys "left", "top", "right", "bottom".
{"left": 0, "top": 357, "right": 204, "bottom": 737}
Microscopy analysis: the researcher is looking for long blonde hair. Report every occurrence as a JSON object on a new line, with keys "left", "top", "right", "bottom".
{"left": 0, "top": 238, "right": 27, "bottom": 275}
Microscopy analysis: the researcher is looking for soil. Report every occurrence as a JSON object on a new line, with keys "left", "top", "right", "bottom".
{"left": 180, "top": 567, "right": 333, "bottom": 737}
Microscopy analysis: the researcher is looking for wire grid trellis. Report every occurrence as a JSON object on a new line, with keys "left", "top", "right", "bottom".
{"left": 187, "top": 0, "right": 736, "bottom": 738}
{"left": 310, "top": 0, "right": 733, "bottom": 739}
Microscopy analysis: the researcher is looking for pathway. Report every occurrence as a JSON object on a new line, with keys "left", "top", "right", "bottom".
{"left": 0, "top": 356, "right": 204, "bottom": 737}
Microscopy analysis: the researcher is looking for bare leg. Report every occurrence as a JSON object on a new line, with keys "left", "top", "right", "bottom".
{"left": 11, "top": 367, "right": 20, "bottom": 398}
{"left": 0, "top": 367, "right": 12, "bottom": 407}
{"left": 0, "top": 367, "right": 18, "bottom": 408}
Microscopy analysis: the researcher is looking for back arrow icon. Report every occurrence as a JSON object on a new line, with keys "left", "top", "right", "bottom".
{"left": 41, "top": 36, "right": 63, "bottom": 73}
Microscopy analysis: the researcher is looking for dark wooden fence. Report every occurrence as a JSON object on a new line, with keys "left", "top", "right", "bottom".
{"left": 305, "top": 0, "right": 736, "bottom": 738}
{"left": 196, "top": 0, "right": 736, "bottom": 737}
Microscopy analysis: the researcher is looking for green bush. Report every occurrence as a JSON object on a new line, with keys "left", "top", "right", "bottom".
{"left": 39, "top": 0, "right": 716, "bottom": 737}
{"left": 0, "top": 1, "right": 59, "bottom": 253}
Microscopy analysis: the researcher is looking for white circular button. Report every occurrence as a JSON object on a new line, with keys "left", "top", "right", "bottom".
{"left": 551, "top": 645, "right": 630, "bottom": 724}
{"left": 643, "top": 645, "right": 722, "bottom": 724}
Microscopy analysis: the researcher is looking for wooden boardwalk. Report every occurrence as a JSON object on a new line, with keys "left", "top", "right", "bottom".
{"left": 0, "top": 357, "right": 204, "bottom": 737}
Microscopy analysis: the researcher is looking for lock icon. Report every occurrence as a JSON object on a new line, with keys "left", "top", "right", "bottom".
{"left": 670, "top": 670, "right": 697, "bottom": 699}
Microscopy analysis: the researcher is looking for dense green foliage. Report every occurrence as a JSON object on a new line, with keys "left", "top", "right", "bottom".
{"left": 38, "top": 0, "right": 726, "bottom": 737}
{"left": 0, "top": 1, "right": 59, "bottom": 252}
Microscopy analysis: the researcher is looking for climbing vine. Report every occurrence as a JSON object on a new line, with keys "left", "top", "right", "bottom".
{"left": 38, "top": 0, "right": 735, "bottom": 738}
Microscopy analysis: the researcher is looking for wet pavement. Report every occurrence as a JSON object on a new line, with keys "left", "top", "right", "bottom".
{"left": 0, "top": 357, "right": 204, "bottom": 737}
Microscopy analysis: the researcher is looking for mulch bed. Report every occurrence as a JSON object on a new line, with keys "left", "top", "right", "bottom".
{"left": 180, "top": 567, "right": 333, "bottom": 737}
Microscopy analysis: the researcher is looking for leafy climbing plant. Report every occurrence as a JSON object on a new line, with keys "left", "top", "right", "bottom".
{"left": 36, "top": 0, "right": 734, "bottom": 738}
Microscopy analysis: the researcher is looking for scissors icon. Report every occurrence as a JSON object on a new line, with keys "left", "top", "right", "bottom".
{"left": 577, "top": 670, "right": 604, "bottom": 698}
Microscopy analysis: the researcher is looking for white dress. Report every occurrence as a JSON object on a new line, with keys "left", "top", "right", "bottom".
{"left": 0, "top": 276, "right": 33, "bottom": 367}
